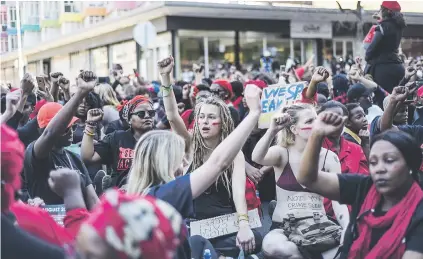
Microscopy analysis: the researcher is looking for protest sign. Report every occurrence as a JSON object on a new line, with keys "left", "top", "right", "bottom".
{"left": 190, "top": 209, "right": 262, "bottom": 239}
{"left": 258, "top": 82, "right": 306, "bottom": 128}
{"left": 42, "top": 204, "right": 66, "bottom": 226}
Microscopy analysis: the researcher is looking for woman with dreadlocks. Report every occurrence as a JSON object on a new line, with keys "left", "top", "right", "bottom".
{"left": 159, "top": 56, "right": 262, "bottom": 258}
{"left": 81, "top": 95, "right": 155, "bottom": 189}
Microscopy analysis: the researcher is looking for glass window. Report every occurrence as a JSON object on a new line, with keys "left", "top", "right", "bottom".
{"left": 322, "top": 39, "right": 333, "bottom": 69}
{"left": 179, "top": 33, "right": 204, "bottom": 71}
{"left": 346, "top": 41, "right": 354, "bottom": 58}
{"left": 266, "top": 34, "right": 290, "bottom": 70}
{"left": 401, "top": 38, "right": 423, "bottom": 57}
{"left": 208, "top": 31, "right": 235, "bottom": 75}
{"left": 111, "top": 41, "right": 137, "bottom": 74}
{"left": 293, "top": 39, "right": 301, "bottom": 61}
{"left": 334, "top": 41, "right": 343, "bottom": 59}
{"left": 91, "top": 47, "right": 109, "bottom": 76}
{"left": 239, "top": 32, "right": 263, "bottom": 71}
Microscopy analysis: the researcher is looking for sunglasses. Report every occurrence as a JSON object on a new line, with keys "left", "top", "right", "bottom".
{"left": 132, "top": 110, "right": 155, "bottom": 118}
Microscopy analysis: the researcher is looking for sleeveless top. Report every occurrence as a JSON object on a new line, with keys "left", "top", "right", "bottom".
{"left": 275, "top": 150, "right": 328, "bottom": 219}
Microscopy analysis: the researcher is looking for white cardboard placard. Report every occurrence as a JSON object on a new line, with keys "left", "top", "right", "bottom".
{"left": 190, "top": 209, "right": 262, "bottom": 239}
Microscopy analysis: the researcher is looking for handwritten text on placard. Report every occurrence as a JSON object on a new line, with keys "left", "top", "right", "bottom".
{"left": 259, "top": 82, "right": 306, "bottom": 128}
{"left": 190, "top": 209, "right": 262, "bottom": 239}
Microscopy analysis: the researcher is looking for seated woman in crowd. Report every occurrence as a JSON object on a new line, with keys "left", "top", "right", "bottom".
{"left": 252, "top": 103, "right": 347, "bottom": 259}
{"left": 159, "top": 56, "right": 262, "bottom": 258}
{"left": 81, "top": 95, "right": 154, "bottom": 188}
{"left": 297, "top": 112, "right": 423, "bottom": 259}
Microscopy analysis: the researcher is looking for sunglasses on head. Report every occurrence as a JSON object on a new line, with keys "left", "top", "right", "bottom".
{"left": 132, "top": 110, "right": 155, "bottom": 118}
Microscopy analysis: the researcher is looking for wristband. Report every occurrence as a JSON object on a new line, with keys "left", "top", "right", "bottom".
{"left": 161, "top": 85, "right": 173, "bottom": 97}
{"left": 84, "top": 130, "right": 95, "bottom": 137}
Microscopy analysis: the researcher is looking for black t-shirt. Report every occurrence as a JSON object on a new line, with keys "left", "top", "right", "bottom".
{"left": 24, "top": 142, "right": 92, "bottom": 205}
{"left": 370, "top": 116, "right": 423, "bottom": 145}
{"left": 94, "top": 129, "right": 137, "bottom": 186}
{"left": 337, "top": 174, "right": 423, "bottom": 258}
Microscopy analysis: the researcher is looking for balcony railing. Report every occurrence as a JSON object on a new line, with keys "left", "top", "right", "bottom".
{"left": 40, "top": 19, "right": 60, "bottom": 28}
{"left": 83, "top": 7, "right": 107, "bottom": 17}
{"left": 59, "top": 13, "right": 83, "bottom": 24}
{"left": 22, "top": 24, "right": 40, "bottom": 32}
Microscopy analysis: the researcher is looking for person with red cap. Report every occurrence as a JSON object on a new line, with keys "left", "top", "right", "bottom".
{"left": 210, "top": 79, "right": 240, "bottom": 127}
{"left": 23, "top": 71, "right": 99, "bottom": 210}
{"left": 365, "top": 1, "right": 406, "bottom": 103}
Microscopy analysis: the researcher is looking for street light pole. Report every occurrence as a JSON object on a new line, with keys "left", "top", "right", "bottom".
{"left": 15, "top": 0, "right": 24, "bottom": 79}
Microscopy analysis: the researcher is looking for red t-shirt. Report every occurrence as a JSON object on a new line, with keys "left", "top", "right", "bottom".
{"left": 296, "top": 87, "right": 317, "bottom": 105}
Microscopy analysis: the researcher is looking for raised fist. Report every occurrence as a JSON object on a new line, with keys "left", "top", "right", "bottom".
{"left": 313, "top": 112, "right": 346, "bottom": 137}
{"left": 20, "top": 73, "right": 35, "bottom": 95}
{"left": 50, "top": 72, "right": 63, "bottom": 83}
{"left": 5, "top": 90, "right": 21, "bottom": 115}
{"left": 59, "top": 77, "right": 70, "bottom": 91}
{"left": 87, "top": 108, "right": 104, "bottom": 122}
{"left": 391, "top": 86, "right": 409, "bottom": 103}
{"left": 269, "top": 113, "right": 291, "bottom": 133}
{"left": 244, "top": 84, "right": 262, "bottom": 114}
{"left": 157, "top": 56, "right": 174, "bottom": 75}
{"left": 48, "top": 168, "right": 81, "bottom": 197}
{"left": 311, "top": 67, "right": 330, "bottom": 83}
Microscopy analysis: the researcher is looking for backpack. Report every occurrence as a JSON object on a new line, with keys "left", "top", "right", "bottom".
{"left": 282, "top": 213, "right": 342, "bottom": 253}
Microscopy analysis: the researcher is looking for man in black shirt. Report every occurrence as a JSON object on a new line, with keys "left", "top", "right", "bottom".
{"left": 23, "top": 71, "right": 99, "bottom": 209}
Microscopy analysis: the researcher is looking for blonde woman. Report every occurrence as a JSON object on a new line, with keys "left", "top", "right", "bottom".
{"left": 126, "top": 84, "right": 263, "bottom": 259}
{"left": 158, "top": 56, "right": 261, "bottom": 258}
{"left": 252, "top": 103, "right": 346, "bottom": 259}
{"left": 94, "top": 83, "right": 120, "bottom": 128}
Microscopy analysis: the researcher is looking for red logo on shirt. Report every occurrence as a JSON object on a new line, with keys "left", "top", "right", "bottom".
{"left": 117, "top": 148, "right": 134, "bottom": 171}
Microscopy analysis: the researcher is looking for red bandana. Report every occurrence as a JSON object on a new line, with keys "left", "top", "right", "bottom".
{"left": 85, "top": 189, "right": 187, "bottom": 259}
{"left": 348, "top": 182, "right": 423, "bottom": 259}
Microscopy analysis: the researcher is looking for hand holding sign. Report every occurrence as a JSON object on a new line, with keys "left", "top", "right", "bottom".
{"left": 270, "top": 113, "right": 291, "bottom": 134}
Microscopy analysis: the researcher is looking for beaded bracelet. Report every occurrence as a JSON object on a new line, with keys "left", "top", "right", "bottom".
{"left": 86, "top": 121, "right": 98, "bottom": 127}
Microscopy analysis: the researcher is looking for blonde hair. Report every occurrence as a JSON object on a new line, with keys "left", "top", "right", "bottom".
{"left": 192, "top": 96, "right": 234, "bottom": 196}
{"left": 95, "top": 83, "right": 120, "bottom": 107}
{"left": 127, "top": 130, "right": 185, "bottom": 195}
{"left": 277, "top": 103, "right": 314, "bottom": 147}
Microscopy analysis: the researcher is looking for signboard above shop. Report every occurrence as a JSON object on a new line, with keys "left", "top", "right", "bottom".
{"left": 291, "top": 21, "right": 332, "bottom": 39}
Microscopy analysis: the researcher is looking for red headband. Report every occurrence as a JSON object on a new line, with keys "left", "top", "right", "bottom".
{"left": 85, "top": 189, "right": 187, "bottom": 259}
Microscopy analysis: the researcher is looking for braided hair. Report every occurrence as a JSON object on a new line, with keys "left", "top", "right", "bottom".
{"left": 191, "top": 96, "right": 234, "bottom": 196}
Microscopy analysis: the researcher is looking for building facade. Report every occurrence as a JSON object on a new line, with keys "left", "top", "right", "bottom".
{"left": 1, "top": 1, "right": 423, "bottom": 86}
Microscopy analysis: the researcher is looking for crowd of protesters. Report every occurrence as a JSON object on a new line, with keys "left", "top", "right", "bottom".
{"left": 1, "top": 1, "right": 423, "bottom": 259}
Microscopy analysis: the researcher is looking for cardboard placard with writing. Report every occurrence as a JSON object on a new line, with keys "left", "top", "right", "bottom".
{"left": 190, "top": 209, "right": 262, "bottom": 239}
{"left": 42, "top": 204, "right": 66, "bottom": 226}
{"left": 259, "top": 82, "right": 306, "bottom": 128}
